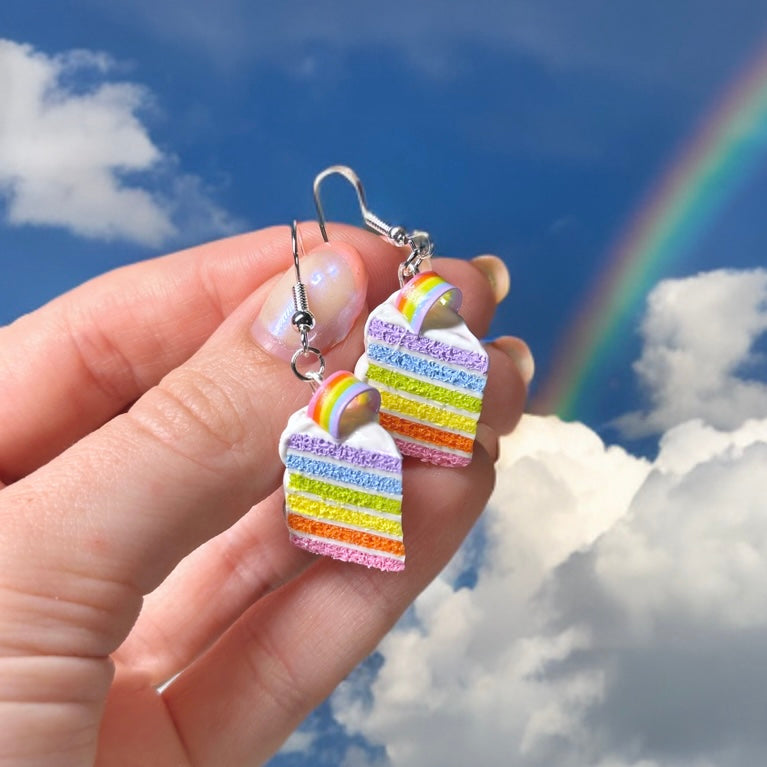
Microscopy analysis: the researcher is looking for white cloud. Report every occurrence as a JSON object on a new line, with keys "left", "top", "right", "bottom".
{"left": 544, "top": 421, "right": 767, "bottom": 766}
{"left": 331, "top": 415, "right": 649, "bottom": 767}
{"left": 326, "top": 268, "right": 767, "bottom": 767}
{"left": 332, "top": 414, "right": 767, "bottom": 767}
{"left": 617, "top": 269, "right": 767, "bottom": 437}
{"left": 0, "top": 39, "right": 240, "bottom": 247}
{"left": 555, "top": 420, "right": 767, "bottom": 639}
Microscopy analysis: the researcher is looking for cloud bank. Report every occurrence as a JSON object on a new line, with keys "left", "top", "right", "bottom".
{"left": 0, "top": 39, "right": 239, "bottom": 247}
{"left": 299, "top": 268, "right": 767, "bottom": 767}
{"left": 617, "top": 268, "right": 767, "bottom": 437}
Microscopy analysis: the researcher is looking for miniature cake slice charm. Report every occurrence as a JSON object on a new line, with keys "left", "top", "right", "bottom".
{"left": 279, "top": 371, "right": 405, "bottom": 572}
{"left": 356, "top": 271, "right": 489, "bottom": 467}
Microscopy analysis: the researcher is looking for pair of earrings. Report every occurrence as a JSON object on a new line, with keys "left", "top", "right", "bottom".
{"left": 278, "top": 166, "right": 490, "bottom": 572}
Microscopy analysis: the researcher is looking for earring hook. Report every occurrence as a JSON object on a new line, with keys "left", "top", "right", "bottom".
{"left": 313, "top": 166, "right": 366, "bottom": 242}
{"left": 291, "top": 217, "right": 302, "bottom": 281}
{"left": 314, "top": 165, "right": 404, "bottom": 244}
{"left": 289, "top": 220, "right": 325, "bottom": 386}
{"left": 312, "top": 165, "right": 435, "bottom": 283}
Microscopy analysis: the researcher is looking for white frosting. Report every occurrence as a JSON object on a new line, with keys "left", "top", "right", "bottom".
{"left": 364, "top": 290, "right": 488, "bottom": 354}
{"left": 278, "top": 407, "right": 401, "bottom": 464}
{"left": 356, "top": 290, "right": 488, "bottom": 388}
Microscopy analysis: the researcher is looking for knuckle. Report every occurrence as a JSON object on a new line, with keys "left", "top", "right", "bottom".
{"left": 63, "top": 304, "right": 144, "bottom": 403}
{"left": 128, "top": 366, "right": 253, "bottom": 471}
{"left": 0, "top": 656, "right": 112, "bottom": 764}
{"left": 0, "top": 552, "right": 141, "bottom": 657}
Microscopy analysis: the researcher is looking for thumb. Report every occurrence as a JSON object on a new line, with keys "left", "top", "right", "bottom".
{"left": 252, "top": 240, "right": 367, "bottom": 361}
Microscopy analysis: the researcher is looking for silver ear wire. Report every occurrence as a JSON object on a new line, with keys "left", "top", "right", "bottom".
{"left": 290, "top": 222, "right": 314, "bottom": 336}
{"left": 289, "top": 220, "right": 325, "bottom": 386}
{"left": 312, "top": 165, "right": 434, "bottom": 283}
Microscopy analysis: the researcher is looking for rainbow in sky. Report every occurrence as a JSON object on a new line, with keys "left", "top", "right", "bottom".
{"left": 536, "top": 41, "right": 767, "bottom": 420}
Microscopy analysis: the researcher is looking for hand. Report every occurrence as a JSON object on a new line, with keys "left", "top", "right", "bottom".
{"left": 0, "top": 224, "right": 529, "bottom": 766}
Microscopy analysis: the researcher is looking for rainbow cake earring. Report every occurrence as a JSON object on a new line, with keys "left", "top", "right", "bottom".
{"left": 278, "top": 222, "right": 406, "bottom": 572}
{"left": 313, "top": 166, "right": 489, "bottom": 467}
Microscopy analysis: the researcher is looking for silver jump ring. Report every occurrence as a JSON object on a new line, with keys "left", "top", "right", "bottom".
{"left": 398, "top": 261, "right": 414, "bottom": 287}
{"left": 312, "top": 166, "right": 434, "bottom": 264}
{"left": 290, "top": 346, "right": 326, "bottom": 383}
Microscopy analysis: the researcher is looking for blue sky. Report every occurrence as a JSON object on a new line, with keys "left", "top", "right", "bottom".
{"left": 3, "top": 4, "right": 767, "bottom": 766}
{"left": 4, "top": 1, "right": 767, "bottom": 436}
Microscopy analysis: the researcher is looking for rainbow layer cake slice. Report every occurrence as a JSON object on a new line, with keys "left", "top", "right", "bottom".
{"left": 278, "top": 371, "right": 405, "bottom": 572}
{"left": 355, "top": 271, "right": 489, "bottom": 467}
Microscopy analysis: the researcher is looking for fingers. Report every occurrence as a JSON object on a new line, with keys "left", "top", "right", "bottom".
{"left": 110, "top": 273, "right": 522, "bottom": 687}
{"left": 482, "top": 338, "right": 535, "bottom": 435}
{"left": 0, "top": 225, "right": 400, "bottom": 483}
{"left": 161, "top": 445, "right": 498, "bottom": 766}
{"left": 113, "top": 352, "right": 526, "bottom": 695}
{"left": 0, "top": 285, "right": 362, "bottom": 660}
{"left": 0, "top": 247, "right": 502, "bottom": 662}
{"left": 0, "top": 220, "right": 524, "bottom": 765}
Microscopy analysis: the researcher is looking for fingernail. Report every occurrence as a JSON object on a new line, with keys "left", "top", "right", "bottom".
{"left": 252, "top": 242, "right": 367, "bottom": 361}
{"left": 491, "top": 336, "right": 535, "bottom": 386}
{"left": 471, "top": 255, "right": 510, "bottom": 304}
{"left": 475, "top": 422, "right": 500, "bottom": 462}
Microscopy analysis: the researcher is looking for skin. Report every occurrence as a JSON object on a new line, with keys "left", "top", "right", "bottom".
{"left": 0, "top": 224, "right": 528, "bottom": 767}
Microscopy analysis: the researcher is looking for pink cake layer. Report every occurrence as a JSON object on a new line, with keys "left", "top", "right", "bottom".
{"left": 396, "top": 439, "right": 471, "bottom": 467}
{"left": 289, "top": 534, "right": 405, "bottom": 572}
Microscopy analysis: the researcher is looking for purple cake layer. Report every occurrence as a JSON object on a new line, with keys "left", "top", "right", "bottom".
{"left": 287, "top": 433, "right": 401, "bottom": 473}
{"left": 368, "top": 318, "right": 489, "bottom": 373}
